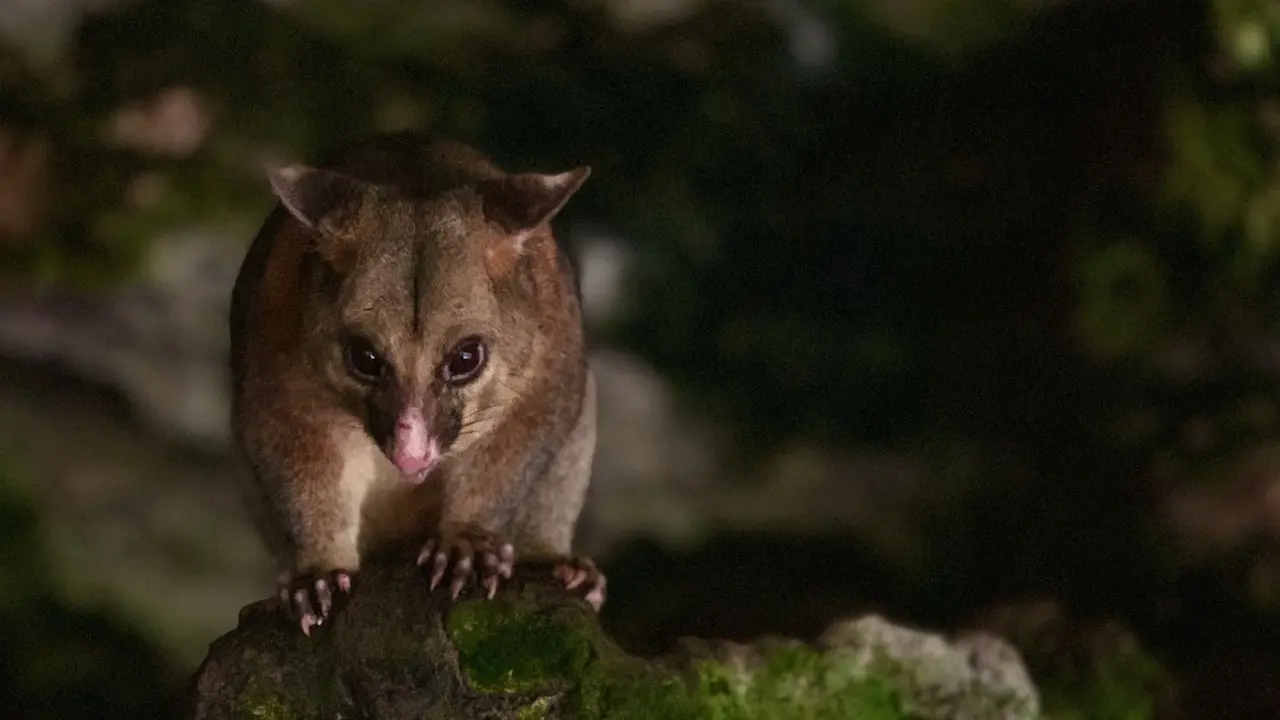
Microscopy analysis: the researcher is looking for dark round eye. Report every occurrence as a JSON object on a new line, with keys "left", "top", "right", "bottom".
{"left": 443, "top": 338, "right": 487, "bottom": 385}
{"left": 344, "top": 336, "right": 386, "bottom": 382}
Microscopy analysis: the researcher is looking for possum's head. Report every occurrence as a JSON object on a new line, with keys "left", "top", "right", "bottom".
{"left": 266, "top": 146, "right": 589, "bottom": 482}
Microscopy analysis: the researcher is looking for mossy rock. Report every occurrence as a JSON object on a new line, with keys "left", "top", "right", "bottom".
{"left": 184, "top": 555, "right": 1041, "bottom": 719}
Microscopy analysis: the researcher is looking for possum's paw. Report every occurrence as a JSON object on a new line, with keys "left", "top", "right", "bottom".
{"left": 278, "top": 569, "right": 354, "bottom": 637}
{"left": 553, "top": 556, "right": 607, "bottom": 612}
{"left": 417, "top": 525, "right": 515, "bottom": 601}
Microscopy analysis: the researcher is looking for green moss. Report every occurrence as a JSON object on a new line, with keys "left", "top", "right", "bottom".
{"left": 687, "top": 645, "right": 907, "bottom": 720}
{"left": 447, "top": 598, "right": 592, "bottom": 694}
{"left": 235, "top": 691, "right": 294, "bottom": 720}
{"left": 569, "top": 657, "right": 698, "bottom": 719}
{"left": 514, "top": 695, "right": 554, "bottom": 719}
{"left": 447, "top": 595, "right": 921, "bottom": 718}
{"left": 574, "top": 643, "right": 910, "bottom": 720}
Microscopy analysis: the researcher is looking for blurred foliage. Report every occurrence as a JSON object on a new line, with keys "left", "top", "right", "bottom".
{"left": 1212, "top": 0, "right": 1280, "bottom": 70}
{"left": 1072, "top": 239, "right": 1172, "bottom": 362}
{"left": 0, "top": 452, "right": 178, "bottom": 719}
{"left": 0, "top": 0, "right": 1275, "bottom": 446}
{"left": 1, "top": 0, "right": 1271, "bottom": 450}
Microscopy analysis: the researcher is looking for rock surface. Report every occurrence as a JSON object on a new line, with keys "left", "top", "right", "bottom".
{"left": 184, "top": 555, "right": 1041, "bottom": 719}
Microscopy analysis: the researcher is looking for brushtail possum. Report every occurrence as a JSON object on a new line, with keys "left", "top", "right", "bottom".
{"left": 229, "top": 133, "right": 604, "bottom": 635}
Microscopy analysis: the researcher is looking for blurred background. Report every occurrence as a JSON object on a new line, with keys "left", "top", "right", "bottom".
{"left": 1, "top": 0, "right": 1279, "bottom": 717}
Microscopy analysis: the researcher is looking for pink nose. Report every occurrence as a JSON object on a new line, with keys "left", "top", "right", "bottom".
{"left": 392, "top": 449, "right": 434, "bottom": 475}
{"left": 392, "top": 409, "right": 435, "bottom": 476}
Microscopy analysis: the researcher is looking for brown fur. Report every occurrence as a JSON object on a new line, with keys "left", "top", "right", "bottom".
{"left": 229, "top": 133, "right": 595, "bottom": 583}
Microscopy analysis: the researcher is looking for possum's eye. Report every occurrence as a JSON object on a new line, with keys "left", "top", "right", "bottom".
{"left": 443, "top": 338, "right": 487, "bottom": 385}
{"left": 344, "top": 335, "right": 387, "bottom": 383}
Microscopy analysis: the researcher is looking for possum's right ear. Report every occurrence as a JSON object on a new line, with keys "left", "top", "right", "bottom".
{"left": 267, "top": 164, "right": 365, "bottom": 233}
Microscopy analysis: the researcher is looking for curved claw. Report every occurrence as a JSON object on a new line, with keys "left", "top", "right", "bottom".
{"left": 417, "top": 528, "right": 515, "bottom": 601}
{"left": 429, "top": 551, "right": 449, "bottom": 591}
{"left": 314, "top": 578, "right": 333, "bottom": 617}
{"left": 498, "top": 544, "right": 516, "bottom": 579}
{"left": 553, "top": 557, "right": 607, "bottom": 613}
{"left": 278, "top": 569, "right": 355, "bottom": 636}
{"left": 450, "top": 552, "right": 474, "bottom": 600}
{"left": 416, "top": 538, "right": 437, "bottom": 566}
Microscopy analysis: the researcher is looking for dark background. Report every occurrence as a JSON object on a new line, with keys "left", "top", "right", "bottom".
{"left": 2, "top": 0, "right": 1279, "bottom": 717}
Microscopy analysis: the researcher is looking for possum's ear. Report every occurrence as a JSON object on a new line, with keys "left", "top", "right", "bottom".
{"left": 268, "top": 164, "right": 367, "bottom": 232}
{"left": 478, "top": 166, "right": 591, "bottom": 239}
{"left": 268, "top": 164, "right": 372, "bottom": 271}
